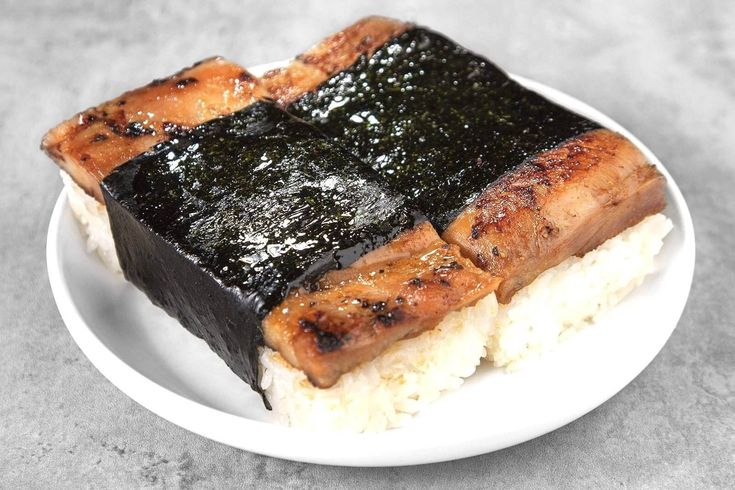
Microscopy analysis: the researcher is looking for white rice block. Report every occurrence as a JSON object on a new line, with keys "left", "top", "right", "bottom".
{"left": 487, "top": 213, "right": 673, "bottom": 368}
{"left": 61, "top": 171, "right": 121, "bottom": 273}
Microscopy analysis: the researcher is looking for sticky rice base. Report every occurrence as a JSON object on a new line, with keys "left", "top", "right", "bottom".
{"left": 488, "top": 213, "right": 673, "bottom": 368}
{"left": 61, "top": 172, "right": 122, "bottom": 273}
{"left": 62, "top": 173, "right": 671, "bottom": 432}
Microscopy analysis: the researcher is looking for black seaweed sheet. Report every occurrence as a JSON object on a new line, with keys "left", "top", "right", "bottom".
{"left": 288, "top": 27, "right": 601, "bottom": 230}
{"left": 101, "top": 102, "right": 422, "bottom": 398}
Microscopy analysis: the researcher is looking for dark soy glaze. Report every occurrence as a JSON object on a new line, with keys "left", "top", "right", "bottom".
{"left": 102, "top": 102, "right": 421, "bottom": 399}
{"left": 288, "top": 27, "right": 601, "bottom": 230}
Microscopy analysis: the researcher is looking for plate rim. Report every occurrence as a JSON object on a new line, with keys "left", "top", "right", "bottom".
{"left": 46, "top": 71, "right": 696, "bottom": 467}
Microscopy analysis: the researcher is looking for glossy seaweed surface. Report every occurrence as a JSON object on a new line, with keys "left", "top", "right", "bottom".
{"left": 102, "top": 102, "right": 420, "bottom": 396}
{"left": 288, "top": 27, "right": 601, "bottom": 229}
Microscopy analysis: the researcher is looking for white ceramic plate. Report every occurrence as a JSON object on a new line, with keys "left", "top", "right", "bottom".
{"left": 46, "top": 66, "right": 695, "bottom": 466}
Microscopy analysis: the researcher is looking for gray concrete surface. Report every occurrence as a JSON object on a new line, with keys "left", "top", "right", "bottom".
{"left": 1, "top": 0, "right": 733, "bottom": 487}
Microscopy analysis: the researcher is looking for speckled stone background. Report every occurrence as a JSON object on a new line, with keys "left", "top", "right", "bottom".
{"left": 1, "top": 0, "right": 733, "bottom": 487}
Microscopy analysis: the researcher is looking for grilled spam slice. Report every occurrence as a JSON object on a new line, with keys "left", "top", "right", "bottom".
{"left": 42, "top": 57, "right": 263, "bottom": 201}
{"left": 265, "top": 18, "right": 666, "bottom": 302}
{"left": 443, "top": 129, "right": 666, "bottom": 302}
{"left": 263, "top": 221, "right": 499, "bottom": 387}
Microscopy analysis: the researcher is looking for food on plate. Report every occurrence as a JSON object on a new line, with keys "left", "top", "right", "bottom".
{"left": 42, "top": 17, "right": 672, "bottom": 432}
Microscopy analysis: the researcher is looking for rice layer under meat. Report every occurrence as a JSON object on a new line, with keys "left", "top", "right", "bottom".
{"left": 62, "top": 171, "right": 121, "bottom": 273}
{"left": 261, "top": 293, "right": 498, "bottom": 432}
{"left": 62, "top": 173, "right": 672, "bottom": 432}
{"left": 488, "top": 213, "right": 672, "bottom": 368}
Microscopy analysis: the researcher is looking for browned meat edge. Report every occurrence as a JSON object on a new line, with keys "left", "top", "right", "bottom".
{"left": 261, "top": 16, "right": 411, "bottom": 106}
{"left": 442, "top": 129, "right": 666, "bottom": 302}
{"left": 40, "top": 16, "right": 667, "bottom": 389}
{"left": 41, "top": 57, "right": 262, "bottom": 201}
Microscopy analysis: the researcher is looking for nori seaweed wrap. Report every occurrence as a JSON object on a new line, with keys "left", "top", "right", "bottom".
{"left": 287, "top": 27, "right": 601, "bottom": 229}
{"left": 101, "top": 101, "right": 422, "bottom": 399}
